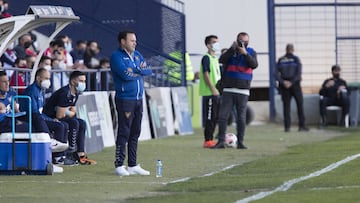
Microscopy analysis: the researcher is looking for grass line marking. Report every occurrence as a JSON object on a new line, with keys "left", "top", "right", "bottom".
{"left": 0, "top": 180, "right": 166, "bottom": 185}
{"left": 236, "top": 153, "right": 360, "bottom": 203}
{"left": 168, "top": 164, "right": 238, "bottom": 184}
{"left": 310, "top": 185, "right": 360, "bottom": 191}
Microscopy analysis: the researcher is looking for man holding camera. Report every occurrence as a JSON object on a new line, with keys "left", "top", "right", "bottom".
{"left": 212, "top": 32, "right": 258, "bottom": 149}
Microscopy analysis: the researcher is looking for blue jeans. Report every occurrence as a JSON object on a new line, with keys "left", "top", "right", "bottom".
{"left": 217, "top": 92, "right": 248, "bottom": 143}
{"left": 114, "top": 98, "right": 143, "bottom": 168}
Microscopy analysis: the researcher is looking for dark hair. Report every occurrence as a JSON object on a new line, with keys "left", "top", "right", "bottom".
{"left": 55, "top": 35, "right": 67, "bottom": 41}
{"left": 117, "top": 30, "right": 135, "bottom": 44}
{"left": 86, "top": 40, "right": 100, "bottom": 50}
{"left": 99, "top": 57, "right": 110, "bottom": 66}
{"left": 332, "top": 64, "right": 341, "bottom": 72}
{"left": 204, "top": 35, "right": 218, "bottom": 45}
{"left": 237, "top": 32, "right": 249, "bottom": 39}
{"left": 50, "top": 39, "right": 65, "bottom": 48}
{"left": 35, "top": 68, "right": 48, "bottom": 79}
{"left": 76, "top": 40, "right": 87, "bottom": 46}
{"left": 0, "top": 71, "right": 6, "bottom": 77}
{"left": 40, "top": 56, "right": 51, "bottom": 64}
{"left": 70, "top": 70, "right": 86, "bottom": 82}
{"left": 14, "top": 57, "right": 26, "bottom": 65}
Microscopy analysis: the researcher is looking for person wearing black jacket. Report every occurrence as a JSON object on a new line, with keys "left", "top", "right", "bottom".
{"left": 319, "top": 65, "right": 350, "bottom": 126}
{"left": 275, "top": 44, "right": 308, "bottom": 132}
{"left": 212, "top": 32, "right": 258, "bottom": 149}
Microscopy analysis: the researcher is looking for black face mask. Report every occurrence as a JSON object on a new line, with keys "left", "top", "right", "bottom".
{"left": 24, "top": 41, "right": 32, "bottom": 49}
{"left": 333, "top": 73, "right": 340, "bottom": 79}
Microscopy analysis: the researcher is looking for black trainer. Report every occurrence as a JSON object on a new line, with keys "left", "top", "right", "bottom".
{"left": 211, "top": 142, "right": 225, "bottom": 149}
{"left": 298, "top": 126, "right": 309, "bottom": 132}
{"left": 237, "top": 142, "right": 248, "bottom": 149}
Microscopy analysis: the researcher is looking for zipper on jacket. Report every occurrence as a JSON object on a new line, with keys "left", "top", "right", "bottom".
{"left": 136, "top": 80, "right": 140, "bottom": 100}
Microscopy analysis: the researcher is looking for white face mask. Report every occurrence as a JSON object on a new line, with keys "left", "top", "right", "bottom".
{"left": 43, "top": 65, "right": 52, "bottom": 71}
{"left": 211, "top": 42, "right": 220, "bottom": 52}
{"left": 58, "top": 61, "right": 66, "bottom": 70}
{"left": 76, "top": 82, "right": 86, "bottom": 93}
{"left": 65, "top": 42, "right": 73, "bottom": 52}
{"left": 7, "top": 42, "right": 15, "bottom": 50}
{"left": 40, "top": 79, "right": 51, "bottom": 89}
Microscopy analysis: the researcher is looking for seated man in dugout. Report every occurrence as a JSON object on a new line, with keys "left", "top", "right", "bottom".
{"left": 319, "top": 64, "right": 350, "bottom": 127}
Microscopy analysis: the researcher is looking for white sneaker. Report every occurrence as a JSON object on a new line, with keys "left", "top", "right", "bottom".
{"left": 53, "top": 165, "right": 64, "bottom": 173}
{"left": 115, "top": 166, "right": 130, "bottom": 176}
{"left": 128, "top": 164, "right": 150, "bottom": 176}
{"left": 51, "top": 139, "right": 68, "bottom": 153}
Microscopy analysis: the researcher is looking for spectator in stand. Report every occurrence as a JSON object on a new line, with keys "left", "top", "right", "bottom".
{"left": 9, "top": 57, "right": 29, "bottom": 94}
{"left": 43, "top": 40, "right": 62, "bottom": 59}
{"left": 1, "top": 46, "right": 17, "bottom": 77}
{"left": 45, "top": 39, "right": 72, "bottom": 90}
{"left": 14, "top": 34, "right": 33, "bottom": 59}
{"left": 70, "top": 40, "right": 86, "bottom": 63}
{"left": 84, "top": 40, "right": 101, "bottom": 69}
{"left": 38, "top": 56, "right": 53, "bottom": 100}
{"left": 55, "top": 35, "right": 74, "bottom": 66}
{"left": 55, "top": 35, "right": 73, "bottom": 53}
{"left": 43, "top": 71, "right": 97, "bottom": 165}
{"left": 38, "top": 56, "right": 52, "bottom": 71}
{"left": 0, "top": 0, "right": 3, "bottom": 17}
{"left": 91, "top": 57, "right": 113, "bottom": 91}
{"left": 70, "top": 40, "right": 87, "bottom": 70}
{"left": 1, "top": 1, "right": 11, "bottom": 18}
{"left": 27, "top": 32, "right": 39, "bottom": 56}
{"left": 25, "top": 54, "right": 36, "bottom": 69}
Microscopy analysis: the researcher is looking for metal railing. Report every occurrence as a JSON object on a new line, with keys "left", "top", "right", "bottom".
{"left": 1, "top": 66, "right": 177, "bottom": 94}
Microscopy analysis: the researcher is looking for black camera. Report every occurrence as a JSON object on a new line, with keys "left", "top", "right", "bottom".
{"left": 237, "top": 39, "right": 244, "bottom": 47}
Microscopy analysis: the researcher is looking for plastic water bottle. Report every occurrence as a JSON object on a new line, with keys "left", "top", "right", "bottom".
{"left": 156, "top": 160, "right": 163, "bottom": 178}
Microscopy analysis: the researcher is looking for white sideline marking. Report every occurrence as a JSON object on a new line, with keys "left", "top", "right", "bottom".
{"left": 168, "top": 164, "right": 237, "bottom": 184}
{"left": 235, "top": 153, "right": 360, "bottom": 203}
{"left": 311, "top": 185, "right": 360, "bottom": 190}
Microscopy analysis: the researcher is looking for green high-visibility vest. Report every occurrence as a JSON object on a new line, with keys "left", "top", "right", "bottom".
{"left": 199, "top": 53, "right": 221, "bottom": 96}
{"left": 164, "top": 51, "right": 194, "bottom": 83}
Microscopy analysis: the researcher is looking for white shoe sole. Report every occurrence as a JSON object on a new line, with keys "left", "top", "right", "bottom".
{"left": 115, "top": 167, "right": 130, "bottom": 176}
{"left": 52, "top": 142, "right": 69, "bottom": 153}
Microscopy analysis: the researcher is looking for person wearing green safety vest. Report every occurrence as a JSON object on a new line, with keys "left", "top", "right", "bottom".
{"left": 199, "top": 35, "right": 221, "bottom": 148}
{"left": 164, "top": 41, "right": 194, "bottom": 85}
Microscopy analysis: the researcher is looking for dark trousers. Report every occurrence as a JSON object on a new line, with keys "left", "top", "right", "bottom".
{"left": 217, "top": 92, "right": 248, "bottom": 143}
{"left": 30, "top": 113, "right": 51, "bottom": 134}
{"left": 60, "top": 117, "right": 86, "bottom": 153}
{"left": 0, "top": 117, "right": 29, "bottom": 133}
{"left": 114, "top": 98, "right": 142, "bottom": 168}
{"left": 47, "top": 120, "right": 69, "bottom": 158}
{"left": 280, "top": 83, "right": 306, "bottom": 130}
{"left": 320, "top": 94, "right": 350, "bottom": 119}
{"left": 18, "top": 113, "right": 52, "bottom": 136}
{"left": 202, "top": 96, "right": 220, "bottom": 141}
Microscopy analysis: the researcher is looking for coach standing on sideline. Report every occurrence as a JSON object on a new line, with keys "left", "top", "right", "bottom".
{"left": 110, "top": 30, "right": 152, "bottom": 176}
{"left": 275, "top": 44, "right": 309, "bottom": 132}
